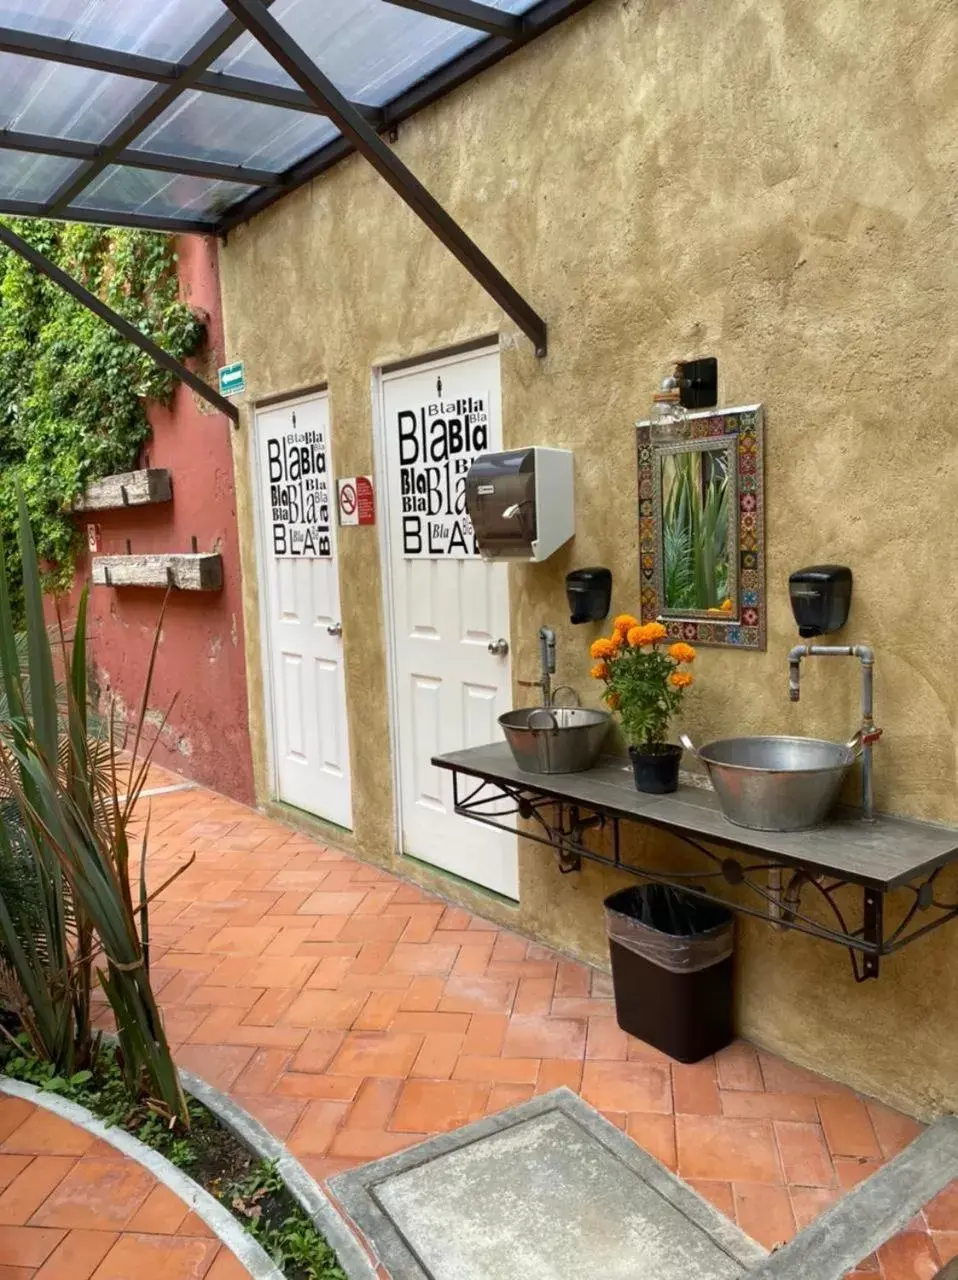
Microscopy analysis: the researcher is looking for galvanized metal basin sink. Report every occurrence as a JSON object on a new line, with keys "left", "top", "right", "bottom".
{"left": 500, "top": 707, "right": 612, "bottom": 774}
{"left": 681, "top": 734, "right": 861, "bottom": 831}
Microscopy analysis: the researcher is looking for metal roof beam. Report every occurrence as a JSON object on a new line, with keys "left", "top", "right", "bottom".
{"left": 379, "top": 0, "right": 522, "bottom": 37}
{"left": 0, "top": 26, "right": 180, "bottom": 78}
{"left": 220, "top": 0, "right": 547, "bottom": 355}
{"left": 0, "top": 198, "right": 212, "bottom": 234}
{"left": 0, "top": 221, "right": 238, "bottom": 421}
{"left": 0, "top": 27, "right": 382, "bottom": 124}
{"left": 43, "top": 5, "right": 282, "bottom": 216}
{"left": 0, "top": 129, "right": 286, "bottom": 188}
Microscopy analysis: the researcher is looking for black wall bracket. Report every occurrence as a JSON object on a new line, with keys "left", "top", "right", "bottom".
{"left": 678, "top": 356, "right": 719, "bottom": 410}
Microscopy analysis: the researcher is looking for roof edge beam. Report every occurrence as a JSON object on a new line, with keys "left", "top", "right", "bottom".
{"left": 379, "top": 0, "right": 522, "bottom": 37}
{"left": 220, "top": 0, "right": 547, "bottom": 356}
{"left": 0, "top": 130, "right": 286, "bottom": 187}
{"left": 0, "top": 221, "right": 239, "bottom": 422}
{"left": 0, "top": 198, "right": 212, "bottom": 234}
{"left": 0, "top": 27, "right": 382, "bottom": 124}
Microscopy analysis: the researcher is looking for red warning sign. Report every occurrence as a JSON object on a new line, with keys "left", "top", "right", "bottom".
{"left": 337, "top": 476, "right": 375, "bottom": 527}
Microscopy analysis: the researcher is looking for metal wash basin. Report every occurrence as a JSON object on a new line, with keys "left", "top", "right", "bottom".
{"left": 500, "top": 707, "right": 612, "bottom": 775}
{"left": 681, "top": 734, "right": 862, "bottom": 832}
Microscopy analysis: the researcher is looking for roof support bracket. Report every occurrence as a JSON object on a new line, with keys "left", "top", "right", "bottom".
{"left": 0, "top": 222, "right": 239, "bottom": 423}
{"left": 220, "top": 0, "right": 548, "bottom": 356}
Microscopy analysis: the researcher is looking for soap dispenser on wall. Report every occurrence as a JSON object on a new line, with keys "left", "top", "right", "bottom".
{"left": 566, "top": 568, "right": 612, "bottom": 625}
{"left": 788, "top": 566, "right": 853, "bottom": 638}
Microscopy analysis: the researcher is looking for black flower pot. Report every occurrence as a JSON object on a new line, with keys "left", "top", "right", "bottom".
{"left": 629, "top": 743, "right": 682, "bottom": 794}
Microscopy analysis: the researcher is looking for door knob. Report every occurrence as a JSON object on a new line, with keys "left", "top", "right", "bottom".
{"left": 327, "top": 622, "right": 343, "bottom": 637}
{"left": 488, "top": 638, "right": 509, "bottom": 656}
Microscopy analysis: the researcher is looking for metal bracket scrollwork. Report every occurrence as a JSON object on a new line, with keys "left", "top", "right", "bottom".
{"left": 450, "top": 768, "right": 958, "bottom": 983}
{"left": 453, "top": 775, "right": 607, "bottom": 875}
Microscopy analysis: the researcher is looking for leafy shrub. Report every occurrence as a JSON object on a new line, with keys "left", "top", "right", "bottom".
{"left": 0, "top": 218, "right": 204, "bottom": 622}
{"left": 0, "top": 492, "right": 190, "bottom": 1123}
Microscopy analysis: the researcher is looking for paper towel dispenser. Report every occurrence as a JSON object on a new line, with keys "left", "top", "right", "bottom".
{"left": 465, "top": 447, "right": 574, "bottom": 561}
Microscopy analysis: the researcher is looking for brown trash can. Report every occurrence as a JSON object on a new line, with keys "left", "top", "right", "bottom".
{"left": 604, "top": 885, "right": 735, "bottom": 1065}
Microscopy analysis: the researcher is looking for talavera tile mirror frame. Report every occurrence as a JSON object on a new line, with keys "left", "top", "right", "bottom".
{"left": 636, "top": 403, "right": 766, "bottom": 651}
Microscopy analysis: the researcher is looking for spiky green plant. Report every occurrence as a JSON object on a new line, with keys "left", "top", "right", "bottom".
{"left": 662, "top": 451, "right": 730, "bottom": 611}
{"left": 0, "top": 492, "right": 189, "bottom": 1124}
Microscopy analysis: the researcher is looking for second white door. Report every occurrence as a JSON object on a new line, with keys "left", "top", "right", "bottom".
{"left": 255, "top": 391, "right": 352, "bottom": 829}
{"left": 379, "top": 347, "right": 517, "bottom": 899}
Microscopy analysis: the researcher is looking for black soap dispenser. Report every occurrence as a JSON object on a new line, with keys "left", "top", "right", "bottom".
{"left": 788, "top": 565, "right": 853, "bottom": 638}
{"left": 566, "top": 568, "right": 612, "bottom": 625}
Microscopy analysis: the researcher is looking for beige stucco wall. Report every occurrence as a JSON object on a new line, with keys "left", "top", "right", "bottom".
{"left": 218, "top": 0, "right": 958, "bottom": 1117}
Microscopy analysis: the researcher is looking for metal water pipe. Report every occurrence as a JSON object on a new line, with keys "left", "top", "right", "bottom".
{"left": 519, "top": 625, "right": 557, "bottom": 707}
{"left": 787, "top": 644, "right": 882, "bottom": 820}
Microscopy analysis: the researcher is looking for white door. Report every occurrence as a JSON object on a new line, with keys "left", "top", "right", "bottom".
{"left": 379, "top": 348, "right": 517, "bottom": 898}
{"left": 254, "top": 392, "right": 352, "bottom": 829}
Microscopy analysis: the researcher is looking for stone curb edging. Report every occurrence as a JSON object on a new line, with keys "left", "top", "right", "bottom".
{"left": 0, "top": 1075, "right": 283, "bottom": 1280}
{"left": 178, "top": 1067, "right": 380, "bottom": 1280}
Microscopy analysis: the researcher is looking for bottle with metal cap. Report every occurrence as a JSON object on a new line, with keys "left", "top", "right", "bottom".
{"left": 648, "top": 366, "right": 688, "bottom": 441}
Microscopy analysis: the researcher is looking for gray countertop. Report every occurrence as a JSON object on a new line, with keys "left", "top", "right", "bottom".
{"left": 433, "top": 743, "right": 958, "bottom": 890}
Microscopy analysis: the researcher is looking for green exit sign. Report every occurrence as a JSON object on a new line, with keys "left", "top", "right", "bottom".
{"left": 218, "top": 361, "right": 245, "bottom": 397}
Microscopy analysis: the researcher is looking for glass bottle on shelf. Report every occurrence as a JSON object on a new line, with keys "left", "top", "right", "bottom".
{"left": 648, "top": 368, "right": 687, "bottom": 442}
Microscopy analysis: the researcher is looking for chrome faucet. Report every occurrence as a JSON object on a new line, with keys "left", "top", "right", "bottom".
{"left": 519, "top": 625, "right": 557, "bottom": 706}
{"left": 787, "top": 644, "right": 882, "bottom": 821}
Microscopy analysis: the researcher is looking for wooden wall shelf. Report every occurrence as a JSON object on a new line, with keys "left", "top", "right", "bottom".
{"left": 92, "top": 553, "right": 222, "bottom": 591}
{"left": 74, "top": 469, "right": 172, "bottom": 511}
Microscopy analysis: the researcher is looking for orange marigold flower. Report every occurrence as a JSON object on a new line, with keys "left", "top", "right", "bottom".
{"left": 668, "top": 642, "right": 696, "bottom": 664}
{"left": 628, "top": 621, "right": 668, "bottom": 647}
{"left": 669, "top": 672, "right": 694, "bottom": 689}
{"left": 608, "top": 630, "right": 624, "bottom": 651}
{"left": 590, "top": 662, "right": 609, "bottom": 680}
{"left": 590, "top": 638, "right": 616, "bottom": 660}
{"left": 607, "top": 692, "right": 620, "bottom": 710}
{"left": 613, "top": 614, "right": 639, "bottom": 636}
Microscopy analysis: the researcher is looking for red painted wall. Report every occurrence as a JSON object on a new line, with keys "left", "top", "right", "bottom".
{"left": 55, "top": 235, "right": 254, "bottom": 805}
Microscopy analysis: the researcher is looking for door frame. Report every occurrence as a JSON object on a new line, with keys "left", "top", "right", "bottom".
{"left": 249, "top": 385, "right": 349, "bottom": 813}
{"left": 371, "top": 338, "right": 506, "bottom": 869}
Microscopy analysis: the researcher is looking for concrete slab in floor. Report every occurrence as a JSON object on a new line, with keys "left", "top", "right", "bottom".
{"left": 332, "top": 1088, "right": 767, "bottom": 1280}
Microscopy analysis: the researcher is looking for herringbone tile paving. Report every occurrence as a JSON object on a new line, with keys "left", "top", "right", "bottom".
{"left": 0, "top": 1095, "right": 247, "bottom": 1279}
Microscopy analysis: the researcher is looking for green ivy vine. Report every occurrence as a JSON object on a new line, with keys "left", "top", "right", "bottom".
{"left": 0, "top": 218, "right": 205, "bottom": 620}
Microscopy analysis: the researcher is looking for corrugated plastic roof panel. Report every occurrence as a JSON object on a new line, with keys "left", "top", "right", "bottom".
{"left": 0, "top": 0, "right": 225, "bottom": 60}
{"left": 130, "top": 92, "right": 339, "bottom": 172}
{"left": 0, "top": 51, "right": 151, "bottom": 143}
{"left": 0, "top": 148, "right": 79, "bottom": 200}
{"left": 71, "top": 164, "right": 257, "bottom": 221}
{"left": 0, "top": 0, "right": 576, "bottom": 228}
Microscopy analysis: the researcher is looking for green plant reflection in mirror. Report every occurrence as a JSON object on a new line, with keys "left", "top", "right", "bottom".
{"left": 661, "top": 448, "right": 731, "bottom": 611}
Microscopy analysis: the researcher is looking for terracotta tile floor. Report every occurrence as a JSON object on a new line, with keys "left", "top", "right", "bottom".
{"left": 0, "top": 1096, "right": 248, "bottom": 1279}
{"left": 98, "top": 771, "right": 957, "bottom": 1279}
